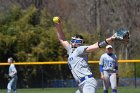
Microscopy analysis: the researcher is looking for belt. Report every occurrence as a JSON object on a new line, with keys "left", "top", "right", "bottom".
{"left": 80, "top": 74, "right": 93, "bottom": 82}
{"left": 104, "top": 70, "right": 116, "bottom": 73}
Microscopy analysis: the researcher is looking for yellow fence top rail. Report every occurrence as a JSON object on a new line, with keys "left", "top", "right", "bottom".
{"left": 0, "top": 60, "right": 140, "bottom": 66}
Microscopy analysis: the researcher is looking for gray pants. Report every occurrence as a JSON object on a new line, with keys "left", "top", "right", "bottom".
{"left": 7, "top": 75, "right": 17, "bottom": 93}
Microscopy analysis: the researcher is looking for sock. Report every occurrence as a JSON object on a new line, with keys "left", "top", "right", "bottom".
{"left": 7, "top": 89, "right": 11, "bottom": 93}
{"left": 104, "top": 90, "right": 108, "bottom": 93}
{"left": 112, "top": 89, "right": 117, "bottom": 93}
{"left": 14, "top": 89, "right": 17, "bottom": 93}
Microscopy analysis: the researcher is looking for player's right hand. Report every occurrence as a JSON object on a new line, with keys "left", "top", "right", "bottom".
{"left": 53, "top": 16, "right": 61, "bottom": 24}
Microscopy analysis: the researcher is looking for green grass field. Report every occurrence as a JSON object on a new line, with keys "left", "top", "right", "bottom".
{"left": 1, "top": 87, "right": 140, "bottom": 93}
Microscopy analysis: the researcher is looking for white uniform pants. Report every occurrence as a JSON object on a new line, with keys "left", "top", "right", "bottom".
{"left": 103, "top": 71, "right": 117, "bottom": 90}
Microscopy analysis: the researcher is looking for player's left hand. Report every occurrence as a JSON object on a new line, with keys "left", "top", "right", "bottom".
{"left": 113, "top": 28, "right": 129, "bottom": 44}
{"left": 101, "top": 74, "right": 105, "bottom": 80}
{"left": 4, "top": 74, "right": 12, "bottom": 80}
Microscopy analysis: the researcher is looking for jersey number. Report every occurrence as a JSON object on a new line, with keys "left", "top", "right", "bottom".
{"left": 109, "top": 62, "right": 113, "bottom": 67}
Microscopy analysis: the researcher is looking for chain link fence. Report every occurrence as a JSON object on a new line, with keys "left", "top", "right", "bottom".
{"left": 0, "top": 61, "right": 140, "bottom": 89}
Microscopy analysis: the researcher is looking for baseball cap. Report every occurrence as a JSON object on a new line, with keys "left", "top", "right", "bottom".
{"left": 106, "top": 45, "right": 113, "bottom": 49}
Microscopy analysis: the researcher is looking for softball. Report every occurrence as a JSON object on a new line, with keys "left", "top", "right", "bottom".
{"left": 53, "top": 16, "right": 60, "bottom": 23}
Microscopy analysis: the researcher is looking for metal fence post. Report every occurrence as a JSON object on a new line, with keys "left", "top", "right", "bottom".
{"left": 134, "top": 62, "right": 137, "bottom": 88}
{"left": 41, "top": 66, "right": 44, "bottom": 89}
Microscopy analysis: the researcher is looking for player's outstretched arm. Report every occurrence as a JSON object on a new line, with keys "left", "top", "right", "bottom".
{"left": 53, "top": 17, "right": 69, "bottom": 49}
{"left": 86, "top": 36, "right": 115, "bottom": 53}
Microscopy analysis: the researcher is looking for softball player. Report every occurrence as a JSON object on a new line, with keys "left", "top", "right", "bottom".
{"left": 54, "top": 17, "right": 116, "bottom": 93}
{"left": 99, "top": 45, "right": 118, "bottom": 93}
{"left": 7, "top": 57, "right": 18, "bottom": 93}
